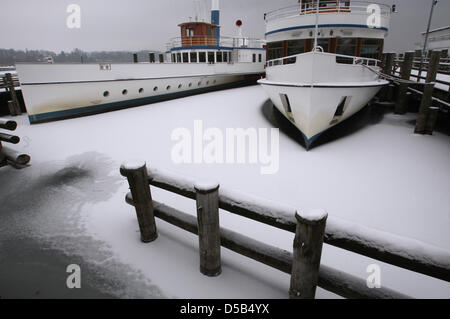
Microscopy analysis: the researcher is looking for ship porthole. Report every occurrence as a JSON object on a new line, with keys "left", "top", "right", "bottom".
{"left": 154, "top": 86, "right": 158, "bottom": 92}
{"left": 188, "top": 83, "right": 192, "bottom": 87}
{"left": 139, "top": 88, "right": 144, "bottom": 94}
{"left": 103, "top": 91, "right": 109, "bottom": 97}
{"left": 122, "top": 89, "right": 128, "bottom": 95}
{"left": 198, "top": 81, "right": 202, "bottom": 86}
{"left": 178, "top": 84, "right": 182, "bottom": 89}
{"left": 166, "top": 85, "right": 171, "bottom": 90}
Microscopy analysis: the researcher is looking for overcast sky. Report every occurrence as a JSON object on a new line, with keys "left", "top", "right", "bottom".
{"left": 1, "top": 0, "right": 449, "bottom": 53}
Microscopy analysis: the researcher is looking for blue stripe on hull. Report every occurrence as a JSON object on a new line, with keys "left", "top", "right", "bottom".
{"left": 28, "top": 80, "right": 250, "bottom": 124}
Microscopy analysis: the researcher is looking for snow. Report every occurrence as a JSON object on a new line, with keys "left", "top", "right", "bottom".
{"left": 120, "top": 160, "right": 146, "bottom": 171}
{"left": 0, "top": 85, "right": 449, "bottom": 299}
{"left": 194, "top": 181, "right": 220, "bottom": 192}
{"left": 298, "top": 209, "right": 328, "bottom": 223}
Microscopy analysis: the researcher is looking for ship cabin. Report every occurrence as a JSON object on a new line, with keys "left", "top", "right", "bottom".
{"left": 167, "top": 20, "right": 266, "bottom": 65}
{"left": 264, "top": 0, "right": 392, "bottom": 62}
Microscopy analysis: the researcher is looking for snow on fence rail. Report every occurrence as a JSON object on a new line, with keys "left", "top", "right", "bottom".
{"left": 120, "top": 163, "right": 450, "bottom": 298}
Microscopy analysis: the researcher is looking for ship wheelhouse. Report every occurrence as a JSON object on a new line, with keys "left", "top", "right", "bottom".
{"left": 167, "top": 20, "right": 265, "bottom": 65}
{"left": 265, "top": 0, "right": 391, "bottom": 62}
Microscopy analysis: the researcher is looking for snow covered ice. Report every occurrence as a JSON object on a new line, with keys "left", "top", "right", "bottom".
{"left": 0, "top": 85, "right": 449, "bottom": 298}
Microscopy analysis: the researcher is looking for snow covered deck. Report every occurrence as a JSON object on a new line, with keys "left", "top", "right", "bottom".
{"left": 0, "top": 85, "right": 449, "bottom": 298}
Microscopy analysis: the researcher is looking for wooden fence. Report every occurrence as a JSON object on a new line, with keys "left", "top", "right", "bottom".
{"left": 381, "top": 51, "right": 449, "bottom": 135}
{"left": 120, "top": 162, "right": 450, "bottom": 299}
{"left": 0, "top": 118, "right": 30, "bottom": 168}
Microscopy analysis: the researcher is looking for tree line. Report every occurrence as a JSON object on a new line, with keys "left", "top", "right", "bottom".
{"left": 0, "top": 48, "right": 162, "bottom": 65}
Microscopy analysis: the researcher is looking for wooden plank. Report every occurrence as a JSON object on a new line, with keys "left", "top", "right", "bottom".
{"left": 0, "top": 132, "right": 20, "bottom": 144}
{"left": 0, "top": 118, "right": 17, "bottom": 131}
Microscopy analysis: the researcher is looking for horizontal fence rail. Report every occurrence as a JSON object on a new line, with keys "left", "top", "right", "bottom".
{"left": 142, "top": 167, "right": 450, "bottom": 283}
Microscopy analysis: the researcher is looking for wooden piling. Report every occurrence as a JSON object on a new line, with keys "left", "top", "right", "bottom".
{"left": 383, "top": 53, "right": 395, "bottom": 76}
{"left": 289, "top": 209, "right": 328, "bottom": 299}
{"left": 120, "top": 161, "right": 158, "bottom": 243}
{"left": 195, "top": 181, "right": 221, "bottom": 277}
{"left": 415, "top": 51, "right": 441, "bottom": 135}
{"left": 395, "top": 51, "right": 414, "bottom": 114}
{"left": 415, "top": 83, "right": 435, "bottom": 134}
{"left": 426, "top": 50, "right": 441, "bottom": 83}
{"left": 5, "top": 73, "right": 21, "bottom": 115}
{"left": 425, "top": 106, "right": 439, "bottom": 135}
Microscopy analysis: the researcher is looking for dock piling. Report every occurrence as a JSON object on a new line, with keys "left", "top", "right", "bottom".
{"left": 395, "top": 51, "right": 414, "bottom": 114}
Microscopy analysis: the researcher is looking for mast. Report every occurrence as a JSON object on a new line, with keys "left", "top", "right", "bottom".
{"left": 211, "top": 0, "right": 220, "bottom": 46}
{"left": 313, "top": 0, "right": 319, "bottom": 50}
{"left": 417, "top": 0, "right": 439, "bottom": 82}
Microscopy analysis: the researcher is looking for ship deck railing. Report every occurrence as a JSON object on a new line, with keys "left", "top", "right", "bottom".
{"left": 264, "top": 0, "right": 391, "bottom": 23}
{"left": 267, "top": 51, "right": 381, "bottom": 68}
{"left": 167, "top": 36, "right": 265, "bottom": 51}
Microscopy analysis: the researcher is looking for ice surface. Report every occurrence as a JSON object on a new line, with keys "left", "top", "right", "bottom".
{"left": 1, "top": 85, "right": 449, "bottom": 298}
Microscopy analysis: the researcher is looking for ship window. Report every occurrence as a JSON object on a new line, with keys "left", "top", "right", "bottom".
{"left": 103, "top": 91, "right": 109, "bottom": 97}
{"left": 183, "top": 53, "right": 189, "bottom": 63}
{"left": 206, "top": 80, "right": 210, "bottom": 85}
{"left": 189, "top": 83, "right": 192, "bottom": 87}
{"left": 139, "top": 88, "right": 144, "bottom": 94}
{"left": 190, "top": 52, "right": 197, "bottom": 63}
{"left": 224, "top": 52, "right": 228, "bottom": 62}
{"left": 167, "top": 85, "right": 171, "bottom": 90}
{"left": 336, "top": 38, "right": 357, "bottom": 56}
{"left": 176, "top": 53, "right": 181, "bottom": 63}
{"left": 208, "top": 52, "right": 215, "bottom": 63}
{"left": 287, "top": 40, "right": 305, "bottom": 56}
{"left": 317, "top": 39, "right": 330, "bottom": 52}
{"left": 172, "top": 53, "right": 175, "bottom": 62}
{"left": 154, "top": 86, "right": 158, "bottom": 91}
{"left": 199, "top": 52, "right": 206, "bottom": 63}
{"left": 216, "top": 52, "right": 223, "bottom": 62}
{"left": 122, "top": 89, "right": 128, "bottom": 95}
{"left": 360, "top": 39, "right": 382, "bottom": 59}
{"left": 253, "top": 54, "right": 256, "bottom": 63}
{"left": 178, "top": 84, "right": 182, "bottom": 89}
{"left": 186, "top": 28, "right": 194, "bottom": 37}
{"left": 258, "top": 54, "right": 262, "bottom": 62}
{"left": 267, "top": 41, "right": 283, "bottom": 60}
{"left": 198, "top": 81, "right": 202, "bottom": 86}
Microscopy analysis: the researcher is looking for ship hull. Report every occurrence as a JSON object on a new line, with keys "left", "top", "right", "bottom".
{"left": 16, "top": 63, "right": 263, "bottom": 123}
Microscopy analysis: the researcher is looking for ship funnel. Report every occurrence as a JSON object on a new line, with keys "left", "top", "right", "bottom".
{"left": 211, "top": 0, "right": 220, "bottom": 45}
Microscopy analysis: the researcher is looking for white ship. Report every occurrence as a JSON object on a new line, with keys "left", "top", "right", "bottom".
{"left": 16, "top": 0, "right": 266, "bottom": 124}
{"left": 258, "top": 0, "right": 391, "bottom": 148}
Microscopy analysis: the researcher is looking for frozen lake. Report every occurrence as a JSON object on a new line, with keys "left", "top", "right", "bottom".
{"left": 0, "top": 85, "right": 449, "bottom": 298}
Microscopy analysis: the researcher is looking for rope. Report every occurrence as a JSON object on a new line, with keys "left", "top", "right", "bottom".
{"left": 361, "top": 64, "right": 420, "bottom": 84}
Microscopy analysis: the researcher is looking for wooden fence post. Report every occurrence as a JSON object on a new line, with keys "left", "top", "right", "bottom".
{"left": 426, "top": 50, "right": 441, "bottom": 83}
{"left": 395, "top": 51, "right": 414, "bottom": 114}
{"left": 195, "top": 181, "right": 221, "bottom": 277}
{"left": 290, "top": 209, "right": 328, "bottom": 299}
{"left": 425, "top": 106, "right": 439, "bottom": 135}
{"left": 120, "top": 161, "right": 158, "bottom": 243}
